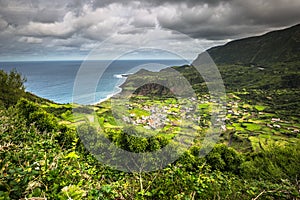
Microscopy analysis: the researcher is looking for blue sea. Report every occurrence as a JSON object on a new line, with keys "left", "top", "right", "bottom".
{"left": 0, "top": 60, "right": 190, "bottom": 104}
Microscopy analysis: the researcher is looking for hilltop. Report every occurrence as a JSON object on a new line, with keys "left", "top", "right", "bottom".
{"left": 122, "top": 24, "right": 300, "bottom": 96}
{"left": 194, "top": 24, "right": 300, "bottom": 66}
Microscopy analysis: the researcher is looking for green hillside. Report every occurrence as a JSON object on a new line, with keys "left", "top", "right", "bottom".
{"left": 193, "top": 24, "right": 300, "bottom": 66}
{"left": 1, "top": 24, "right": 300, "bottom": 199}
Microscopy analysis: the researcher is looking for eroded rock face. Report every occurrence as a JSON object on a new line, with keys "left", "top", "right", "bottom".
{"left": 133, "top": 83, "right": 175, "bottom": 97}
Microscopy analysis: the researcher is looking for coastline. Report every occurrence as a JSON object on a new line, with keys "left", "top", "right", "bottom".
{"left": 93, "top": 73, "right": 130, "bottom": 105}
{"left": 3, "top": 60, "right": 190, "bottom": 105}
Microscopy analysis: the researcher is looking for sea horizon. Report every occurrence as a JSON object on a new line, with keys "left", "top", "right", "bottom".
{"left": 0, "top": 59, "right": 191, "bottom": 104}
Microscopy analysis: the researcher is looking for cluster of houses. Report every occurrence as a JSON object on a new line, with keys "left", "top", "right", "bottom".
{"left": 121, "top": 98, "right": 203, "bottom": 130}
{"left": 118, "top": 95, "right": 300, "bottom": 135}
{"left": 225, "top": 100, "right": 300, "bottom": 134}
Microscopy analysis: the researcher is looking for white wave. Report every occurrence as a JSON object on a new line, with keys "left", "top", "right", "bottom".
{"left": 113, "top": 74, "right": 123, "bottom": 79}
{"left": 113, "top": 73, "right": 134, "bottom": 79}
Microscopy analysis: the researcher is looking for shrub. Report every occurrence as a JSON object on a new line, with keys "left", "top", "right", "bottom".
{"left": 16, "top": 99, "right": 58, "bottom": 132}
{"left": 206, "top": 144, "right": 243, "bottom": 174}
{"left": 29, "top": 110, "right": 58, "bottom": 132}
{"left": 16, "top": 98, "right": 40, "bottom": 119}
{"left": 241, "top": 141, "right": 300, "bottom": 181}
{"left": 58, "top": 185, "right": 86, "bottom": 200}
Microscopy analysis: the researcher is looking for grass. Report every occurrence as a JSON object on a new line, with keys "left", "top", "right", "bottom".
{"left": 198, "top": 103, "right": 210, "bottom": 110}
{"left": 242, "top": 123, "right": 262, "bottom": 131}
{"left": 131, "top": 108, "right": 150, "bottom": 117}
{"left": 254, "top": 105, "right": 266, "bottom": 111}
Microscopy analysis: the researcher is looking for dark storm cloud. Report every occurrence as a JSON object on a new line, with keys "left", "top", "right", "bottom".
{"left": 156, "top": 0, "right": 300, "bottom": 40}
{"left": 234, "top": 0, "right": 300, "bottom": 27}
{"left": 0, "top": 0, "right": 299, "bottom": 60}
{"left": 0, "top": 0, "right": 66, "bottom": 24}
{"left": 143, "top": 0, "right": 233, "bottom": 7}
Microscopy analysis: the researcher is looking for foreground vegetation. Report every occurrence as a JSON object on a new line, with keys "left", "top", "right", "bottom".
{"left": 0, "top": 68, "right": 300, "bottom": 199}
{"left": 0, "top": 98, "right": 300, "bottom": 199}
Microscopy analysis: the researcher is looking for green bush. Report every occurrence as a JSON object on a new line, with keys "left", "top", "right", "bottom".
{"left": 16, "top": 98, "right": 40, "bottom": 119}
{"left": 206, "top": 144, "right": 243, "bottom": 174}
{"left": 29, "top": 110, "right": 58, "bottom": 132}
{"left": 108, "top": 126, "right": 169, "bottom": 153}
{"left": 14, "top": 99, "right": 75, "bottom": 149}
{"left": 58, "top": 185, "right": 86, "bottom": 200}
{"left": 241, "top": 142, "right": 300, "bottom": 181}
{"left": 16, "top": 99, "right": 58, "bottom": 132}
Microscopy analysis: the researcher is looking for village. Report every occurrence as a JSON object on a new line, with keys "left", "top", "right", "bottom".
{"left": 108, "top": 93, "right": 300, "bottom": 139}
{"left": 120, "top": 97, "right": 203, "bottom": 131}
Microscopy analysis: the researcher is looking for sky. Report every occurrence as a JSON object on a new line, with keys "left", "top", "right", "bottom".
{"left": 0, "top": 0, "right": 300, "bottom": 61}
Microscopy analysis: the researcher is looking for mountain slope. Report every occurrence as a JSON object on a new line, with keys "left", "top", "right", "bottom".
{"left": 193, "top": 24, "right": 300, "bottom": 66}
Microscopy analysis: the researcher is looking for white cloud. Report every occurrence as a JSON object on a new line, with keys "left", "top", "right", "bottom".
{"left": 18, "top": 12, "right": 77, "bottom": 38}
{"left": 0, "top": 16, "right": 8, "bottom": 30}
{"left": 18, "top": 36, "right": 43, "bottom": 44}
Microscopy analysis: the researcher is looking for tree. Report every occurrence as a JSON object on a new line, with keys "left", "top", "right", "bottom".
{"left": 0, "top": 69, "right": 26, "bottom": 107}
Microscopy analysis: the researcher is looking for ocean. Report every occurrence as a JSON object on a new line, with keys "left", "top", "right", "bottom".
{"left": 0, "top": 60, "right": 190, "bottom": 104}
